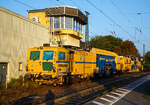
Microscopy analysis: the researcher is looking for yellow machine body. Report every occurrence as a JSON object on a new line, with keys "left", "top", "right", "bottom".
{"left": 27, "top": 46, "right": 143, "bottom": 85}
{"left": 27, "top": 46, "right": 70, "bottom": 84}
{"left": 70, "top": 50, "right": 97, "bottom": 78}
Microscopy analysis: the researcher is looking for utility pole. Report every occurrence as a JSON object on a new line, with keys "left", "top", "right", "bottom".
{"left": 85, "top": 11, "right": 89, "bottom": 49}
{"left": 143, "top": 43, "right": 145, "bottom": 57}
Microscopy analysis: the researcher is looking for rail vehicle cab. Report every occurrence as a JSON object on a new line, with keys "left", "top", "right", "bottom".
{"left": 26, "top": 46, "right": 70, "bottom": 84}
{"left": 129, "top": 57, "right": 143, "bottom": 72}
{"left": 117, "top": 56, "right": 129, "bottom": 72}
{"left": 136, "top": 59, "right": 143, "bottom": 71}
{"left": 90, "top": 48, "right": 117, "bottom": 76}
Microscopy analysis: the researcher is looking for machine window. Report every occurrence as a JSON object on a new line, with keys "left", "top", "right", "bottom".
{"left": 30, "top": 51, "right": 40, "bottom": 60}
{"left": 43, "top": 51, "right": 54, "bottom": 60}
{"left": 58, "top": 52, "right": 65, "bottom": 60}
{"left": 43, "top": 62, "right": 53, "bottom": 71}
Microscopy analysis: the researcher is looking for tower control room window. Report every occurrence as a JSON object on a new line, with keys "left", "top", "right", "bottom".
{"left": 54, "top": 17, "right": 60, "bottom": 29}
{"left": 73, "top": 19, "right": 76, "bottom": 31}
{"left": 61, "top": 17, "right": 64, "bottom": 29}
{"left": 65, "top": 17, "right": 73, "bottom": 29}
{"left": 49, "top": 16, "right": 84, "bottom": 33}
{"left": 50, "top": 17, "right": 53, "bottom": 29}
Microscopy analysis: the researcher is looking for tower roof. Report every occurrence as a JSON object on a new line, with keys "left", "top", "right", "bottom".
{"left": 28, "top": 6, "right": 87, "bottom": 24}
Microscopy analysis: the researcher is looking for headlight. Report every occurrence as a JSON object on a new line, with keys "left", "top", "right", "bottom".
{"left": 58, "top": 72, "right": 63, "bottom": 76}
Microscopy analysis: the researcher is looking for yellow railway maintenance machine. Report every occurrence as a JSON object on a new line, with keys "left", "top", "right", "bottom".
{"left": 128, "top": 57, "right": 143, "bottom": 72}
{"left": 26, "top": 46, "right": 143, "bottom": 85}
{"left": 116, "top": 56, "right": 143, "bottom": 72}
{"left": 27, "top": 6, "right": 143, "bottom": 85}
{"left": 26, "top": 46, "right": 119, "bottom": 85}
{"left": 26, "top": 45, "right": 97, "bottom": 85}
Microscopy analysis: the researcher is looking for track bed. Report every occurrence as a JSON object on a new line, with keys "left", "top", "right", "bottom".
{"left": 0, "top": 70, "right": 150, "bottom": 105}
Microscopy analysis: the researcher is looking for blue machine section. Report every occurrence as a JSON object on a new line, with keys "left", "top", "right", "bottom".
{"left": 96, "top": 55, "right": 116, "bottom": 75}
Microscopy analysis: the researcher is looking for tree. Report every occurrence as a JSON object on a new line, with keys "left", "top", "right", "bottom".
{"left": 144, "top": 51, "right": 150, "bottom": 64}
{"left": 90, "top": 35, "right": 139, "bottom": 57}
{"left": 114, "top": 40, "right": 139, "bottom": 57}
{"left": 90, "top": 35, "right": 122, "bottom": 51}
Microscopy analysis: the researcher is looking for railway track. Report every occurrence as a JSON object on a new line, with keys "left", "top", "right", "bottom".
{"left": 40, "top": 71, "right": 150, "bottom": 105}
{"left": 11, "top": 71, "right": 150, "bottom": 105}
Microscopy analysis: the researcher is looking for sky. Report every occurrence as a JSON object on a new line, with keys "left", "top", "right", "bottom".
{"left": 0, "top": 0, "right": 150, "bottom": 56}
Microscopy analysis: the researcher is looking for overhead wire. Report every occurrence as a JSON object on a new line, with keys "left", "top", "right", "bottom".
{"left": 109, "top": 0, "right": 145, "bottom": 49}
{"left": 85, "top": 0, "right": 135, "bottom": 39}
{"left": 109, "top": 0, "right": 133, "bottom": 24}
{"left": 13, "top": 0, "right": 36, "bottom": 9}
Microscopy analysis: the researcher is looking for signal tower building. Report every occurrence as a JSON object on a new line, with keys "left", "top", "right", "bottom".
{"left": 28, "top": 6, "right": 88, "bottom": 47}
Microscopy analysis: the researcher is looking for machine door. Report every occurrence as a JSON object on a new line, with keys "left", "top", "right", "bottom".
{"left": 111, "top": 56, "right": 116, "bottom": 70}
{"left": 0, "top": 62, "right": 8, "bottom": 84}
{"left": 105, "top": 56, "right": 116, "bottom": 71}
{"left": 69, "top": 51, "right": 74, "bottom": 72}
{"left": 96, "top": 55, "right": 105, "bottom": 75}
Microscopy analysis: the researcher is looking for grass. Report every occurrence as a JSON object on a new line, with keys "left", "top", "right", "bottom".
{"left": 102, "top": 90, "right": 108, "bottom": 95}
{"left": 0, "top": 76, "right": 39, "bottom": 90}
{"left": 112, "top": 87, "right": 116, "bottom": 91}
{"left": 0, "top": 77, "right": 40, "bottom": 104}
{"left": 0, "top": 96, "right": 6, "bottom": 100}
{"left": 0, "top": 84, "right": 6, "bottom": 90}
{"left": 7, "top": 77, "right": 22, "bottom": 89}
{"left": 143, "top": 94, "right": 150, "bottom": 100}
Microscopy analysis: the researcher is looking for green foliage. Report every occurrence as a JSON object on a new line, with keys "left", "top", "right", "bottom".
{"left": 143, "top": 94, "right": 150, "bottom": 100}
{"left": 103, "top": 90, "right": 108, "bottom": 95}
{"left": 7, "top": 76, "right": 23, "bottom": 89}
{"left": 0, "top": 96, "right": 6, "bottom": 100}
{"left": 143, "top": 64, "right": 150, "bottom": 69}
{"left": 6, "top": 76, "right": 38, "bottom": 89}
{"left": 144, "top": 51, "right": 150, "bottom": 64}
{"left": 90, "top": 35, "right": 139, "bottom": 57}
{"left": 90, "top": 35, "right": 122, "bottom": 51}
{"left": 114, "top": 40, "right": 139, "bottom": 57}
{"left": 0, "top": 84, "right": 5, "bottom": 89}
{"left": 24, "top": 79, "right": 38, "bottom": 89}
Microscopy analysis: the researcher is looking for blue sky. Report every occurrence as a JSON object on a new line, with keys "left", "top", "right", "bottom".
{"left": 0, "top": 0, "right": 150, "bottom": 56}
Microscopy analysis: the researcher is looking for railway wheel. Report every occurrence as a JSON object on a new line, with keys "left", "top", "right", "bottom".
{"left": 104, "top": 70, "right": 110, "bottom": 77}
{"left": 62, "top": 76, "right": 67, "bottom": 85}
{"left": 68, "top": 76, "right": 72, "bottom": 85}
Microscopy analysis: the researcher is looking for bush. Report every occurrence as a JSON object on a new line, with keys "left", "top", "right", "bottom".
{"left": 5, "top": 76, "right": 39, "bottom": 89}
{"left": 23, "top": 79, "right": 38, "bottom": 89}
{"left": 143, "top": 64, "right": 150, "bottom": 69}
{"left": 0, "top": 84, "right": 6, "bottom": 90}
{"left": 7, "top": 76, "right": 23, "bottom": 89}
